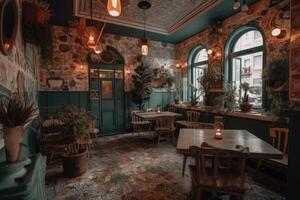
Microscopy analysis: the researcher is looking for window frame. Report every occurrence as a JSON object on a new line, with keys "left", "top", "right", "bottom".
{"left": 188, "top": 45, "right": 208, "bottom": 100}
{"left": 224, "top": 25, "right": 266, "bottom": 109}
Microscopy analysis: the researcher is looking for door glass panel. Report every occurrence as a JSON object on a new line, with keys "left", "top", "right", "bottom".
{"left": 90, "top": 69, "right": 98, "bottom": 78}
{"left": 99, "top": 70, "right": 114, "bottom": 79}
{"left": 115, "top": 70, "right": 124, "bottom": 79}
{"left": 102, "top": 80, "right": 113, "bottom": 99}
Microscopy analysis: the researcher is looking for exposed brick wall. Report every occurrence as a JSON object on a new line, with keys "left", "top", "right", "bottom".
{"left": 175, "top": 0, "right": 290, "bottom": 83}
{"left": 39, "top": 26, "right": 176, "bottom": 91}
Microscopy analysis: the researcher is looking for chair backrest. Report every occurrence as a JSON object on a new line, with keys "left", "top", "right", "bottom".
{"left": 187, "top": 111, "right": 200, "bottom": 122}
{"left": 187, "top": 122, "right": 214, "bottom": 129}
{"left": 168, "top": 106, "right": 176, "bottom": 112}
{"left": 189, "top": 144, "right": 247, "bottom": 188}
{"left": 146, "top": 108, "right": 154, "bottom": 112}
{"left": 270, "top": 128, "right": 289, "bottom": 155}
{"left": 131, "top": 111, "right": 143, "bottom": 122}
{"left": 155, "top": 116, "right": 175, "bottom": 130}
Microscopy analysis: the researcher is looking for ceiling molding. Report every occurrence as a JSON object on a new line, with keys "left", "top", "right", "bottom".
{"left": 74, "top": 0, "right": 223, "bottom": 36}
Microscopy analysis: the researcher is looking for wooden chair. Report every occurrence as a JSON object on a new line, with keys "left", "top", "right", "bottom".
{"left": 154, "top": 116, "right": 176, "bottom": 144}
{"left": 131, "top": 111, "right": 152, "bottom": 135}
{"left": 76, "top": 134, "right": 93, "bottom": 158}
{"left": 87, "top": 114, "right": 100, "bottom": 139}
{"left": 257, "top": 128, "right": 289, "bottom": 170}
{"left": 189, "top": 144, "right": 248, "bottom": 200}
{"left": 181, "top": 122, "right": 214, "bottom": 176}
{"left": 168, "top": 106, "right": 176, "bottom": 112}
{"left": 187, "top": 111, "right": 201, "bottom": 122}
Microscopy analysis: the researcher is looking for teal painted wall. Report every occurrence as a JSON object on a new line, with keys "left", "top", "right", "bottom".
{"left": 39, "top": 91, "right": 175, "bottom": 132}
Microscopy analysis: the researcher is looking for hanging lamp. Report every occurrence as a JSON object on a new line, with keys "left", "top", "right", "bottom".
{"left": 107, "top": 0, "right": 122, "bottom": 17}
{"left": 87, "top": 0, "right": 96, "bottom": 49}
{"left": 94, "top": 23, "right": 106, "bottom": 54}
{"left": 138, "top": 1, "right": 151, "bottom": 56}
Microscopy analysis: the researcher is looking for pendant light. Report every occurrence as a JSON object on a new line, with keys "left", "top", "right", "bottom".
{"left": 241, "top": 0, "right": 249, "bottom": 12}
{"left": 107, "top": 0, "right": 121, "bottom": 17}
{"left": 233, "top": 0, "right": 241, "bottom": 10}
{"left": 138, "top": 1, "right": 151, "bottom": 56}
{"left": 87, "top": 0, "right": 96, "bottom": 49}
{"left": 94, "top": 23, "right": 106, "bottom": 54}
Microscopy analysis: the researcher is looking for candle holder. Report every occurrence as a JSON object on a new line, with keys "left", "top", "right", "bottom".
{"left": 156, "top": 105, "right": 161, "bottom": 113}
{"left": 214, "top": 116, "right": 224, "bottom": 140}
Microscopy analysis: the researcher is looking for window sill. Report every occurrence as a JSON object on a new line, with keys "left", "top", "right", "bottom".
{"left": 172, "top": 103, "right": 278, "bottom": 122}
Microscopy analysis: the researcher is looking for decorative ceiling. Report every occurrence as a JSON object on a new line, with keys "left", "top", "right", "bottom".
{"left": 74, "top": 0, "right": 223, "bottom": 35}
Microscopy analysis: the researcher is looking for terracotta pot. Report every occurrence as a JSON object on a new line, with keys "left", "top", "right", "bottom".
{"left": 4, "top": 126, "right": 24, "bottom": 163}
{"left": 62, "top": 149, "right": 88, "bottom": 178}
{"left": 190, "top": 101, "right": 198, "bottom": 106}
{"left": 240, "top": 102, "right": 253, "bottom": 112}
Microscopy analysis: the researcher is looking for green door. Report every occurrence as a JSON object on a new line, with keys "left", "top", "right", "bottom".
{"left": 89, "top": 66, "right": 125, "bottom": 135}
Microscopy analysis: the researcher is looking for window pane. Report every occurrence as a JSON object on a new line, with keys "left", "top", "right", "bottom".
{"left": 231, "top": 51, "right": 263, "bottom": 109}
{"left": 233, "top": 30, "right": 263, "bottom": 52}
{"left": 192, "top": 64, "right": 207, "bottom": 102}
{"left": 194, "top": 48, "right": 208, "bottom": 63}
{"left": 102, "top": 80, "right": 113, "bottom": 99}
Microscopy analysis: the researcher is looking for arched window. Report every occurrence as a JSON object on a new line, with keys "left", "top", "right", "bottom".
{"left": 188, "top": 45, "right": 208, "bottom": 101}
{"left": 225, "top": 27, "right": 264, "bottom": 109}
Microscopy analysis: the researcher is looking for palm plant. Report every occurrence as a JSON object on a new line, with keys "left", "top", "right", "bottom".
{"left": 131, "top": 62, "right": 153, "bottom": 110}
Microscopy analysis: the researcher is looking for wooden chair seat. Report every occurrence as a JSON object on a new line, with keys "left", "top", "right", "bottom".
{"left": 154, "top": 116, "right": 176, "bottom": 144}
{"left": 270, "top": 154, "right": 288, "bottom": 166}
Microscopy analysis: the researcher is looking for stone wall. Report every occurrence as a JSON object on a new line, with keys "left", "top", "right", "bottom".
{"left": 175, "top": 0, "right": 290, "bottom": 85}
{"left": 290, "top": 0, "right": 300, "bottom": 103}
{"left": 0, "top": 0, "right": 39, "bottom": 99}
{"left": 39, "top": 25, "right": 176, "bottom": 91}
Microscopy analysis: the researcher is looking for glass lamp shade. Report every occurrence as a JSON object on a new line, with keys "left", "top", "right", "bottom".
{"left": 141, "top": 44, "right": 148, "bottom": 56}
{"left": 107, "top": 0, "right": 121, "bottom": 17}
{"left": 272, "top": 28, "right": 281, "bottom": 37}
{"left": 233, "top": 1, "right": 241, "bottom": 10}
{"left": 87, "top": 35, "right": 96, "bottom": 49}
{"left": 94, "top": 43, "right": 103, "bottom": 54}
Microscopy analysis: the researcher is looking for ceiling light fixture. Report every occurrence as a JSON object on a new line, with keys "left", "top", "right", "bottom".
{"left": 138, "top": 1, "right": 151, "bottom": 56}
{"left": 233, "top": 0, "right": 241, "bottom": 10}
{"left": 241, "top": 0, "right": 249, "bottom": 12}
{"left": 94, "top": 23, "right": 106, "bottom": 54}
{"left": 87, "top": 0, "right": 96, "bottom": 49}
{"left": 107, "top": 0, "right": 121, "bottom": 17}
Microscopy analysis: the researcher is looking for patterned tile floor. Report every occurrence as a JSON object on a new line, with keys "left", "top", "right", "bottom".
{"left": 45, "top": 133, "right": 286, "bottom": 200}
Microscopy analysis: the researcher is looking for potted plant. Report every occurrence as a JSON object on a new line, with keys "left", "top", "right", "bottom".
{"left": 0, "top": 93, "right": 37, "bottom": 163}
{"left": 239, "top": 82, "right": 252, "bottom": 112}
{"left": 58, "top": 107, "right": 90, "bottom": 178}
{"left": 224, "top": 83, "right": 236, "bottom": 112}
{"left": 131, "top": 62, "right": 153, "bottom": 110}
{"left": 174, "top": 72, "right": 183, "bottom": 104}
{"left": 23, "top": 0, "right": 51, "bottom": 25}
{"left": 189, "top": 85, "right": 200, "bottom": 106}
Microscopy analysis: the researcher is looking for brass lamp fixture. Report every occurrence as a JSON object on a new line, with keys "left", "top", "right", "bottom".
{"left": 87, "top": 0, "right": 96, "bottom": 49}
{"left": 107, "top": 0, "right": 121, "bottom": 17}
{"left": 138, "top": 0, "right": 151, "bottom": 56}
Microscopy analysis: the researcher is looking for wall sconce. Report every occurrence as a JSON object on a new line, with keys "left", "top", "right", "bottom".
{"left": 87, "top": 34, "right": 96, "bottom": 49}
{"left": 233, "top": 0, "right": 241, "bottom": 10}
{"left": 241, "top": 0, "right": 249, "bottom": 12}
{"left": 176, "top": 64, "right": 181, "bottom": 69}
{"left": 271, "top": 28, "right": 286, "bottom": 38}
{"left": 207, "top": 49, "right": 214, "bottom": 56}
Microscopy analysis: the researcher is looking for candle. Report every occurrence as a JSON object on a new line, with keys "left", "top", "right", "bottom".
{"left": 215, "top": 128, "right": 222, "bottom": 139}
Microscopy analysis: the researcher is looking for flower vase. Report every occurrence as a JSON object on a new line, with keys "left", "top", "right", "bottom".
{"left": 4, "top": 126, "right": 24, "bottom": 163}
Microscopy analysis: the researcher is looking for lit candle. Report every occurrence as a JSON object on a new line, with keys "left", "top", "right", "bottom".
{"left": 215, "top": 128, "right": 222, "bottom": 139}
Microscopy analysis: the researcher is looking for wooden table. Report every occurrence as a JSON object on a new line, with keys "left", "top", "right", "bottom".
{"left": 136, "top": 111, "right": 182, "bottom": 120}
{"left": 175, "top": 121, "right": 214, "bottom": 128}
{"left": 176, "top": 129, "right": 283, "bottom": 159}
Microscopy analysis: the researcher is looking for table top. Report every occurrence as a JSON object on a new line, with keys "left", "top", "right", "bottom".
{"left": 175, "top": 120, "right": 214, "bottom": 128}
{"left": 136, "top": 111, "right": 182, "bottom": 120}
{"left": 176, "top": 129, "right": 283, "bottom": 159}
